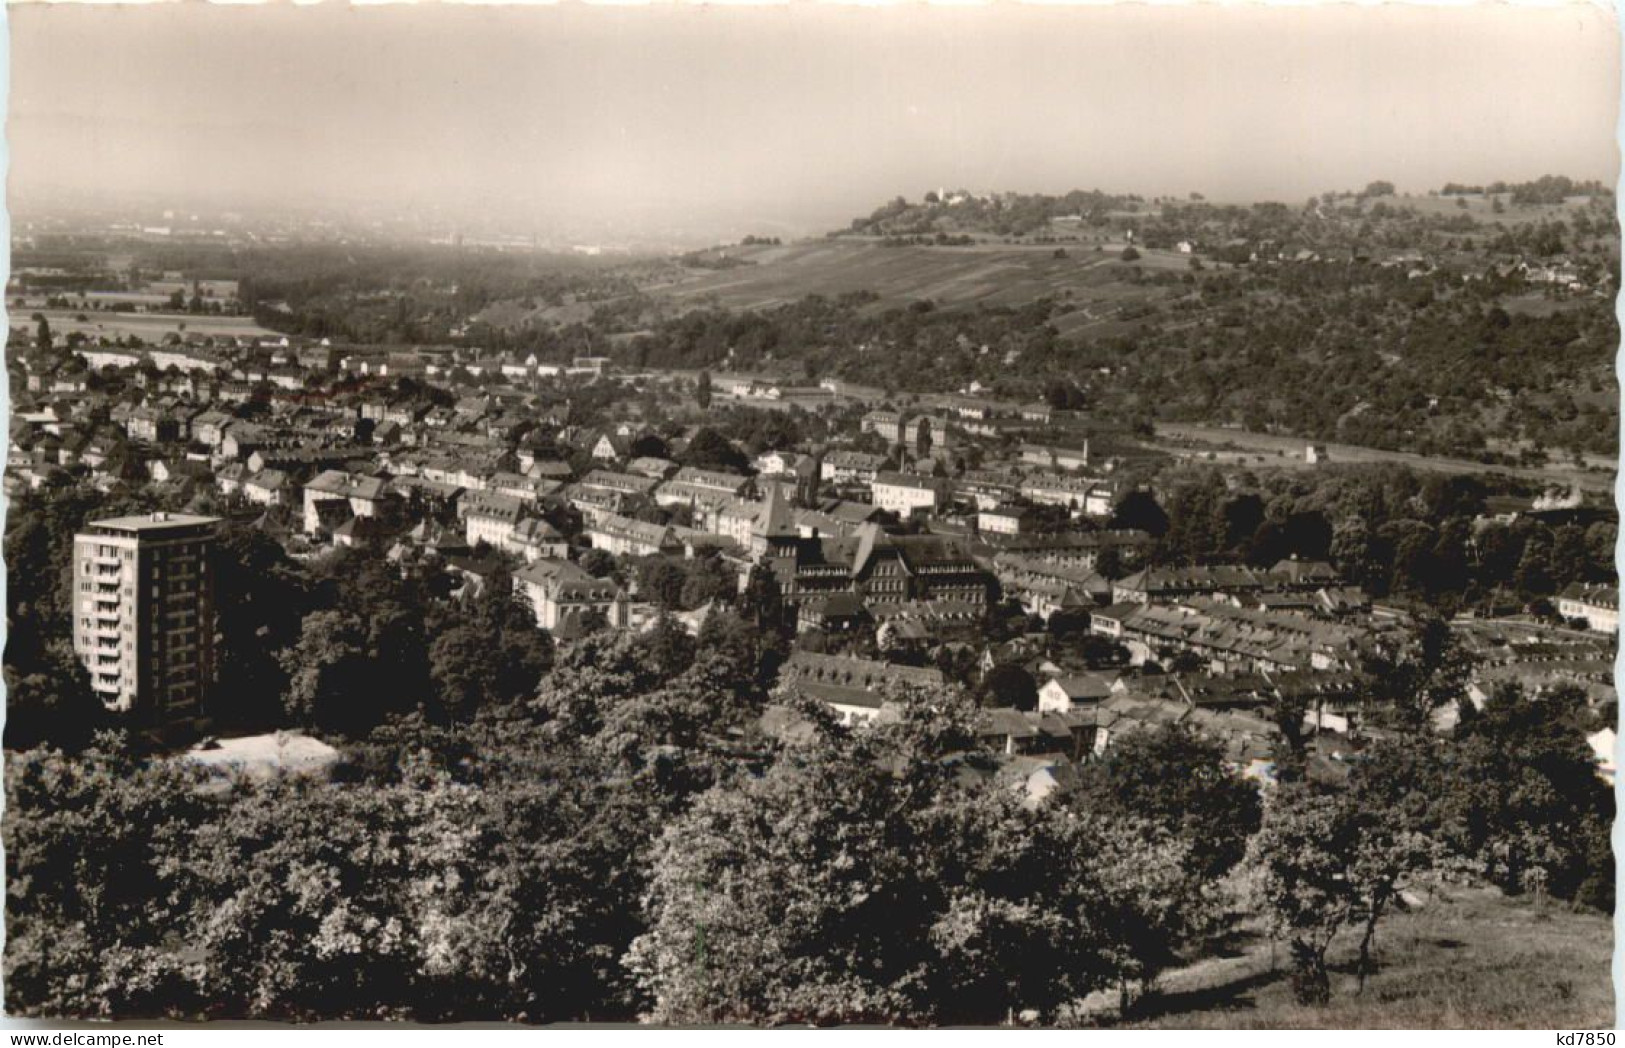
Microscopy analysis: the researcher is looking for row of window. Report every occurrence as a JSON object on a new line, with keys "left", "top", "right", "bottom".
{"left": 78, "top": 634, "right": 135, "bottom": 652}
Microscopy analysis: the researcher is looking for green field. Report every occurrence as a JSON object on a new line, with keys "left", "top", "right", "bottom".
{"left": 14, "top": 308, "right": 276, "bottom": 341}
{"left": 647, "top": 239, "right": 1190, "bottom": 321}
{"left": 1383, "top": 191, "right": 1605, "bottom": 226}
{"left": 1108, "top": 887, "right": 1613, "bottom": 1029}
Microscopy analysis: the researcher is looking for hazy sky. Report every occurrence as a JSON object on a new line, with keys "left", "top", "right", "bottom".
{"left": 10, "top": 3, "right": 1621, "bottom": 236}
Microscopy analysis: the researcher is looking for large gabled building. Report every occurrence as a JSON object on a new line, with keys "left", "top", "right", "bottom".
{"left": 302, "top": 470, "right": 398, "bottom": 535}
{"left": 1558, "top": 582, "right": 1619, "bottom": 634}
{"left": 753, "top": 486, "right": 992, "bottom": 608}
{"left": 513, "top": 558, "right": 631, "bottom": 636}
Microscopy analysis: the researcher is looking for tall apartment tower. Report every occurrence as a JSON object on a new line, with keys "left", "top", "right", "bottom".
{"left": 71, "top": 511, "right": 220, "bottom": 724}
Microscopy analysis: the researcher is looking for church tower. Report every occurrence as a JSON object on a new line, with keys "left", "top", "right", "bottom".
{"left": 794, "top": 448, "right": 823, "bottom": 508}
{"left": 751, "top": 480, "right": 798, "bottom": 559}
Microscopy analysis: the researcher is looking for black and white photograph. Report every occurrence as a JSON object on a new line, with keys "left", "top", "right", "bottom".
{"left": 1, "top": 1, "right": 1618, "bottom": 1031}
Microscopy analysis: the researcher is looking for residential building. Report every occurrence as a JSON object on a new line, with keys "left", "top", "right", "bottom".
{"left": 509, "top": 518, "right": 569, "bottom": 562}
{"left": 71, "top": 512, "right": 219, "bottom": 724}
{"left": 513, "top": 558, "right": 631, "bottom": 635}
{"left": 871, "top": 471, "right": 946, "bottom": 516}
{"left": 463, "top": 492, "right": 527, "bottom": 550}
{"left": 655, "top": 467, "right": 752, "bottom": 508}
{"left": 1037, "top": 673, "right": 1125, "bottom": 713}
{"left": 1019, "top": 471, "right": 1102, "bottom": 512}
{"left": 1020, "top": 442, "right": 1090, "bottom": 471}
{"left": 1559, "top": 583, "right": 1619, "bottom": 634}
{"left": 779, "top": 651, "right": 946, "bottom": 725}
{"left": 242, "top": 469, "right": 292, "bottom": 507}
{"left": 1111, "top": 565, "right": 1266, "bottom": 605}
{"left": 302, "top": 470, "right": 397, "bottom": 535}
{"left": 978, "top": 503, "right": 1034, "bottom": 536}
{"left": 821, "top": 450, "right": 889, "bottom": 485}
{"left": 587, "top": 513, "right": 683, "bottom": 557}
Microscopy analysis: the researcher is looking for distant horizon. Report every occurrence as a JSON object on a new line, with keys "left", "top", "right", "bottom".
{"left": 11, "top": 3, "right": 1619, "bottom": 244}
{"left": 10, "top": 172, "right": 1619, "bottom": 249}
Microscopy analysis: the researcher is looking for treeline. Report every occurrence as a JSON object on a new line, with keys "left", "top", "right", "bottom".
{"left": 5, "top": 628, "right": 1611, "bottom": 1021}
{"left": 846, "top": 189, "right": 1148, "bottom": 238}
{"left": 231, "top": 246, "right": 635, "bottom": 344}
{"left": 843, "top": 180, "right": 1616, "bottom": 250}
{"left": 1440, "top": 176, "right": 1613, "bottom": 204}
{"left": 880, "top": 233, "right": 977, "bottom": 247}
{"left": 1135, "top": 198, "right": 1496, "bottom": 256}
{"left": 1115, "top": 465, "right": 1615, "bottom": 612}
{"left": 1, "top": 633, "right": 1255, "bottom": 1024}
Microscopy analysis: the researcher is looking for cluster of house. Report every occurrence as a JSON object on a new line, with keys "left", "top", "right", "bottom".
{"left": 12, "top": 328, "right": 1616, "bottom": 792}
{"left": 766, "top": 644, "right": 1322, "bottom": 805}
{"left": 768, "top": 540, "right": 1617, "bottom": 799}
{"left": 756, "top": 546, "right": 1385, "bottom": 797}
{"left": 1086, "top": 562, "right": 1383, "bottom": 672}
{"left": 7, "top": 331, "right": 1118, "bottom": 644}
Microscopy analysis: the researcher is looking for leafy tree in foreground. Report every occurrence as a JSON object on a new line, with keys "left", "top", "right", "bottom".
{"left": 426, "top": 571, "right": 553, "bottom": 725}
{"left": 212, "top": 523, "right": 313, "bottom": 733}
{"left": 1072, "top": 723, "right": 1263, "bottom": 883}
{"left": 4, "top": 734, "right": 211, "bottom": 1019}
{"left": 1110, "top": 489, "right": 1169, "bottom": 538}
{"left": 626, "top": 689, "right": 1195, "bottom": 1025}
{"left": 1359, "top": 617, "right": 1472, "bottom": 734}
{"left": 1439, "top": 682, "right": 1613, "bottom": 909}
{"left": 1248, "top": 778, "right": 1434, "bottom": 1005}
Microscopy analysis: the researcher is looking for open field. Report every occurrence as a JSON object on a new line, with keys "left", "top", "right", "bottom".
{"left": 646, "top": 238, "right": 1191, "bottom": 319}
{"left": 1152, "top": 422, "right": 1615, "bottom": 495}
{"left": 1108, "top": 887, "right": 1613, "bottom": 1029}
{"left": 1383, "top": 191, "right": 1606, "bottom": 226}
{"left": 15, "top": 308, "right": 276, "bottom": 341}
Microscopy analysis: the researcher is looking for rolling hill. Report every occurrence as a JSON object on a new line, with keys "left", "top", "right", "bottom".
{"left": 647, "top": 238, "right": 1192, "bottom": 334}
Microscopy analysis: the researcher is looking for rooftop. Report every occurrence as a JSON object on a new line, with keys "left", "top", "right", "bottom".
{"left": 86, "top": 511, "right": 220, "bottom": 533}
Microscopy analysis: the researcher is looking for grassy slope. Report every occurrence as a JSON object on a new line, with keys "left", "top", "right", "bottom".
{"left": 648, "top": 239, "right": 1190, "bottom": 320}
{"left": 471, "top": 196, "right": 1600, "bottom": 331}
{"left": 1114, "top": 887, "right": 1613, "bottom": 1029}
{"left": 639, "top": 195, "right": 1603, "bottom": 316}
